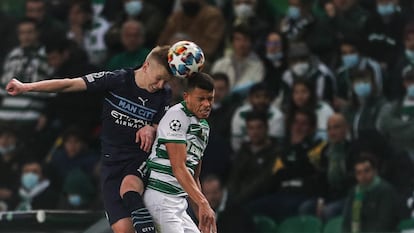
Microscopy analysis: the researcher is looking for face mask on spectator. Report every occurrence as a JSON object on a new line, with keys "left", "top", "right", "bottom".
{"left": 406, "top": 49, "right": 414, "bottom": 62}
{"left": 21, "top": 172, "right": 39, "bottom": 190}
{"left": 291, "top": 62, "right": 309, "bottom": 76}
{"left": 287, "top": 6, "right": 301, "bottom": 20}
{"left": 407, "top": 85, "right": 414, "bottom": 98}
{"left": 0, "top": 144, "right": 15, "bottom": 155}
{"left": 68, "top": 194, "right": 82, "bottom": 207}
{"left": 342, "top": 53, "right": 359, "bottom": 68}
{"left": 124, "top": 0, "right": 142, "bottom": 17}
{"left": 266, "top": 52, "right": 283, "bottom": 62}
{"left": 234, "top": 3, "right": 254, "bottom": 19}
{"left": 353, "top": 82, "right": 372, "bottom": 98}
{"left": 377, "top": 3, "right": 395, "bottom": 16}
{"left": 182, "top": 1, "right": 201, "bottom": 16}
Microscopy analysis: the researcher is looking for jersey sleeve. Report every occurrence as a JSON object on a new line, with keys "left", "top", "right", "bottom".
{"left": 157, "top": 107, "right": 189, "bottom": 144}
{"left": 81, "top": 69, "right": 126, "bottom": 92}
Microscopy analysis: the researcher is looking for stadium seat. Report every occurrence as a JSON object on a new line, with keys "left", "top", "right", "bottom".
{"left": 253, "top": 215, "right": 278, "bottom": 233}
{"left": 398, "top": 218, "right": 414, "bottom": 233}
{"left": 323, "top": 216, "right": 343, "bottom": 233}
{"left": 278, "top": 215, "right": 322, "bottom": 233}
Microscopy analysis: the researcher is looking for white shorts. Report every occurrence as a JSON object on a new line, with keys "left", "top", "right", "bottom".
{"left": 143, "top": 188, "right": 200, "bottom": 233}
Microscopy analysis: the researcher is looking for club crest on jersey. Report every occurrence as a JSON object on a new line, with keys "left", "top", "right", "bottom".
{"left": 169, "top": 119, "right": 181, "bottom": 131}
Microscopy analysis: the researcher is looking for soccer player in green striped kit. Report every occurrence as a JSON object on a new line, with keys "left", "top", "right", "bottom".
{"left": 144, "top": 72, "right": 216, "bottom": 233}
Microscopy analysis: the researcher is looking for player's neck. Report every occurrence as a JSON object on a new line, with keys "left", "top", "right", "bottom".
{"left": 134, "top": 69, "right": 146, "bottom": 89}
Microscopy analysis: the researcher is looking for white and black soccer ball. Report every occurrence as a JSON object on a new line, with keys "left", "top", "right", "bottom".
{"left": 169, "top": 119, "right": 181, "bottom": 131}
{"left": 168, "top": 41, "right": 205, "bottom": 79}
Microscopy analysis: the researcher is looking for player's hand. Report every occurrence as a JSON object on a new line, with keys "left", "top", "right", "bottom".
{"left": 6, "top": 78, "right": 26, "bottom": 96}
{"left": 135, "top": 125, "right": 156, "bottom": 152}
{"left": 198, "top": 202, "right": 217, "bottom": 233}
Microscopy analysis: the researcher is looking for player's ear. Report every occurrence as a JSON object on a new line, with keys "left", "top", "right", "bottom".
{"left": 142, "top": 61, "right": 149, "bottom": 72}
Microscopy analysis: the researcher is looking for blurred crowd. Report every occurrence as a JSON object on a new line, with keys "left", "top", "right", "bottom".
{"left": 1, "top": 0, "right": 414, "bottom": 232}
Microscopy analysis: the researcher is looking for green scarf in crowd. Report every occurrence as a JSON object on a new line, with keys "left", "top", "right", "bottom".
{"left": 351, "top": 176, "right": 381, "bottom": 233}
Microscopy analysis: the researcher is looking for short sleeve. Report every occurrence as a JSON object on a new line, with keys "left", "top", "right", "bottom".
{"left": 82, "top": 69, "right": 127, "bottom": 92}
{"left": 157, "top": 107, "right": 189, "bottom": 144}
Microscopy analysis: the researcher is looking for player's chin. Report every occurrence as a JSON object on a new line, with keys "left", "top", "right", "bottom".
{"left": 197, "top": 110, "right": 211, "bottom": 119}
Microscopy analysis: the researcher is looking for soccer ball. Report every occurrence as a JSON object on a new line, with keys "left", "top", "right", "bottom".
{"left": 168, "top": 41, "right": 205, "bottom": 79}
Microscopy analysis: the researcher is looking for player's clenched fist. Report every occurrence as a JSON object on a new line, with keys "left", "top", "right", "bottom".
{"left": 6, "top": 78, "right": 26, "bottom": 96}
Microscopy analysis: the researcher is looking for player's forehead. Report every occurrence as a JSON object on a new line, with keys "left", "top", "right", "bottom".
{"left": 149, "top": 60, "right": 172, "bottom": 80}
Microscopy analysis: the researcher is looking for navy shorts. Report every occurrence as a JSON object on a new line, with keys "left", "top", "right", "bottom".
{"left": 100, "top": 156, "right": 148, "bottom": 225}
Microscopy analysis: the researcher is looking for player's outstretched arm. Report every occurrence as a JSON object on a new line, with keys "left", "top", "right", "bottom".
{"left": 6, "top": 77, "right": 87, "bottom": 96}
{"left": 167, "top": 143, "right": 217, "bottom": 233}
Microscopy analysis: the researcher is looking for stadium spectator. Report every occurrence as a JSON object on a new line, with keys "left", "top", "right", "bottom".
{"left": 248, "top": 109, "right": 326, "bottom": 222}
{"left": 392, "top": 23, "right": 414, "bottom": 100}
{"left": 228, "top": 0, "right": 274, "bottom": 53}
{"left": 58, "top": 169, "right": 99, "bottom": 210}
{"left": 341, "top": 69, "right": 388, "bottom": 140}
{"left": 342, "top": 154, "right": 400, "bottom": 233}
{"left": 284, "top": 78, "right": 334, "bottom": 140}
{"left": 363, "top": 0, "right": 406, "bottom": 71}
{"left": 0, "top": 17, "right": 54, "bottom": 140}
{"left": 157, "top": 0, "right": 225, "bottom": 63}
{"left": 334, "top": 37, "right": 385, "bottom": 110}
{"left": 24, "top": 0, "right": 65, "bottom": 45}
{"left": 66, "top": 0, "right": 110, "bottom": 67}
{"left": 227, "top": 111, "right": 279, "bottom": 206}
{"left": 379, "top": 65, "right": 414, "bottom": 160}
{"left": 211, "top": 24, "right": 265, "bottom": 98}
{"left": 104, "top": 0, "right": 166, "bottom": 54}
{"left": 279, "top": 0, "right": 336, "bottom": 64}
{"left": 0, "top": 125, "right": 22, "bottom": 210}
{"left": 261, "top": 31, "right": 290, "bottom": 108}
{"left": 324, "top": 0, "right": 371, "bottom": 41}
{"left": 300, "top": 113, "right": 355, "bottom": 221}
{"left": 282, "top": 42, "right": 336, "bottom": 103}
{"left": 15, "top": 158, "right": 59, "bottom": 210}
{"left": 46, "top": 126, "right": 99, "bottom": 191}
{"left": 201, "top": 73, "right": 235, "bottom": 181}
{"left": 230, "top": 82, "right": 284, "bottom": 152}
{"left": 106, "top": 19, "right": 150, "bottom": 70}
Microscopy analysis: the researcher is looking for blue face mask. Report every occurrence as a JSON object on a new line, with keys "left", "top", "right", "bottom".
{"left": 353, "top": 82, "right": 372, "bottom": 98}
{"left": 287, "top": 6, "right": 300, "bottom": 20}
{"left": 266, "top": 52, "right": 283, "bottom": 61}
{"left": 407, "top": 85, "right": 414, "bottom": 98}
{"left": 406, "top": 49, "right": 414, "bottom": 62}
{"left": 342, "top": 53, "right": 359, "bottom": 68}
{"left": 21, "top": 172, "right": 39, "bottom": 190}
{"left": 68, "top": 194, "right": 82, "bottom": 207}
{"left": 0, "top": 144, "right": 15, "bottom": 155}
{"left": 124, "top": 0, "right": 143, "bottom": 17}
{"left": 377, "top": 3, "right": 395, "bottom": 16}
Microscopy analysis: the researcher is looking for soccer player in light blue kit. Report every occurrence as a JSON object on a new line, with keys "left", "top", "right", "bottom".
{"left": 144, "top": 72, "right": 217, "bottom": 233}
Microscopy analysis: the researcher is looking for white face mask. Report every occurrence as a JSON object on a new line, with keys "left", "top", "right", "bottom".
{"left": 291, "top": 62, "right": 309, "bottom": 76}
{"left": 234, "top": 3, "right": 254, "bottom": 19}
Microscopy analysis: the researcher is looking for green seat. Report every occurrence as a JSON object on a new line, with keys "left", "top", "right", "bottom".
{"left": 398, "top": 218, "right": 414, "bottom": 232}
{"left": 323, "top": 216, "right": 343, "bottom": 233}
{"left": 254, "top": 215, "right": 278, "bottom": 233}
{"left": 278, "top": 215, "right": 322, "bottom": 233}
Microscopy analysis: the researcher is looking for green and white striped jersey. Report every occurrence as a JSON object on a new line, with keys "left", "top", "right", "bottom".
{"left": 146, "top": 101, "right": 209, "bottom": 197}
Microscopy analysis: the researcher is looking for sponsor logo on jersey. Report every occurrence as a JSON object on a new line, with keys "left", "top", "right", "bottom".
{"left": 111, "top": 110, "right": 150, "bottom": 129}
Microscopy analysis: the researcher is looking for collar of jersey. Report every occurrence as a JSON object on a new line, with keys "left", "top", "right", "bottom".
{"left": 180, "top": 101, "right": 195, "bottom": 117}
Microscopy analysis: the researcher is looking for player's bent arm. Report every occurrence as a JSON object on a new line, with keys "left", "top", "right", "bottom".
{"left": 7, "top": 77, "right": 86, "bottom": 95}
{"left": 166, "top": 143, "right": 208, "bottom": 207}
{"left": 188, "top": 162, "right": 203, "bottom": 216}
